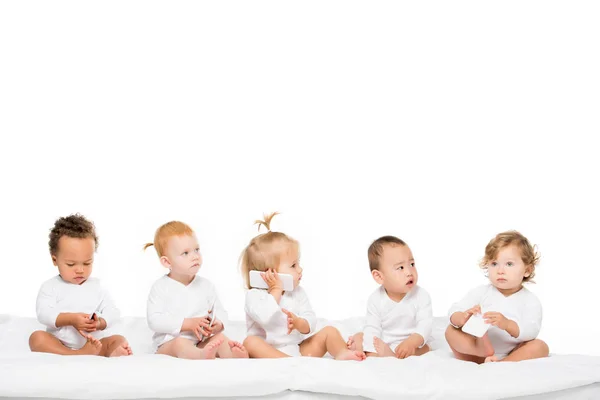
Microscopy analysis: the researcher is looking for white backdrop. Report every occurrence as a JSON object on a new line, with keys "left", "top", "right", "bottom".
{"left": 1, "top": 1, "right": 599, "bottom": 356}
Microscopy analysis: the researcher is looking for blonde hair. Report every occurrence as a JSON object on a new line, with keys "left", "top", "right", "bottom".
{"left": 240, "top": 212, "right": 299, "bottom": 289}
{"left": 479, "top": 230, "right": 540, "bottom": 283}
{"left": 144, "top": 221, "right": 194, "bottom": 257}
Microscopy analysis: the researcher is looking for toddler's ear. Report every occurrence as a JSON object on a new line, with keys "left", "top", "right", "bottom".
{"left": 159, "top": 256, "right": 172, "bottom": 270}
{"left": 51, "top": 255, "right": 58, "bottom": 267}
{"left": 524, "top": 265, "right": 532, "bottom": 278}
{"left": 372, "top": 269, "right": 384, "bottom": 285}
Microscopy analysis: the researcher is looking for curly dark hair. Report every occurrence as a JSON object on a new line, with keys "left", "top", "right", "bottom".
{"left": 49, "top": 214, "right": 98, "bottom": 255}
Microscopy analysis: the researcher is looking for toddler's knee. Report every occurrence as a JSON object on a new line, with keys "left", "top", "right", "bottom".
{"left": 243, "top": 336, "right": 260, "bottom": 348}
{"left": 531, "top": 339, "right": 549, "bottom": 357}
{"left": 322, "top": 325, "right": 339, "bottom": 336}
{"left": 29, "top": 330, "right": 47, "bottom": 351}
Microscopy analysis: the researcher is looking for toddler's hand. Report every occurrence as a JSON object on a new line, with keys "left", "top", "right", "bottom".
{"left": 211, "top": 318, "right": 224, "bottom": 334}
{"left": 190, "top": 316, "right": 213, "bottom": 340}
{"left": 394, "top": 340, "right": 417, "bottom": 359}
{"left": 347, "top": 336, "right": 355, "bottom": 350}
{"left": 461, "top": 305, "right": 482, "bottom": 325}
{"left": 70, "top": 313, "right": 97, "bottom": 333}
{"left": 261, "top": 269, "right": 283, "bottom": 293}
{"left": 452, "top": 305, "right": 481, "bottom": 328}
{"left": 483, "top": 311, "right": 509, "bottom": 330}
{"left": 465, "top": 305, "right": 482, "bottom": 316}
{"left": 281, "top": 308, "right": 299, "bottom": 334}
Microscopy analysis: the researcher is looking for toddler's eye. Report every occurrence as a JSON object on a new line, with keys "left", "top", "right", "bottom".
{"left": 410, "top": 262, "right": 415, "bottom": 267}
{"left": 67, "top": 264, "right": 75, "bottom": 267}
{"left": 397, "top": 265, "right": 404, "bottom": 270}
{"left": 507, "top": 262, "right": 513, "bottom": 267}
{"left": 490, "top": 262, "right": 498, "bottom": 267}
{"left": 182, "top": 251, "right": 188, "bottom": 256}
{"left": 195, "top": 248, "right": 200, "bottom": 253}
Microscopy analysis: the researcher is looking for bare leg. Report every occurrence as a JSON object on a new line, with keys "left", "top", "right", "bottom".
{"left": 99, "top": 335, "right": 132, "bottom": 357}
{"left": 300, "top": 326, "right": 366, "bottom": 361}
{"left": 29, "top": 331, "right": 102, "bottom": 356}
{"left": 157, "top": 336, "right": 222, "bottom": 359}
{"left": 499, "top": 339, "right": 549, "bottom": 362}
{"left": 414, "top": 344, "right": 430, "bottom": 356}
{"left": 445, "top": 325, "right": 493, "bottom": 364}
{"left": 243, "top": 336, "right": 290, "bottom": 359}
{"left": 198, "top": 333, "right": 248, "bottom": 359}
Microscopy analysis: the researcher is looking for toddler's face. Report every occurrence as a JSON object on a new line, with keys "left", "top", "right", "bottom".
{"left": 52, "top": 236, "right": 95, "bottom": 285}
{"left": 486, "top": 245, "right": 530, "bottom": 295}
{"left": 277, "top": 249, "right": 303, "bottom": 289}
{"left": 376, "top": 244, "right": 418, "bottom": 296}
{"left": 163, "top": 234, "right": 202, "bottom": 278}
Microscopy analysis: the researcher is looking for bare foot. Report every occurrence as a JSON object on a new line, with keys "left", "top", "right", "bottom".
{"left": 201, "top": 339, "right": 223, "bottom": 359}
{"left": 478, "top": 333, "right": 495, "bottom": 357}
{"left": 109, "top": 341, "right": 133, "bottom": 357}
{"left": 229, "top": 341, "right": 249, "bottom": 358}
{"left": 77, "top": 336, "right": 102, "bottom": 356}
{"left": 484, "top": 355, "right": 499, "bottom": 363}
{"left": 335, "top": 349, "right": 366, "bottom": 361}
{"left": 374, "top": 337, "right": 396, "bottom": 357}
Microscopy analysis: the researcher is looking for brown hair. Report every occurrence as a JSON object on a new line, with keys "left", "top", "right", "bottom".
{"left": 479, "top": 230, "right": 540, "bottom": 283}
{"left": 144, "top": 221, "right": 194, "bottom": 257}
{"left": 240, "top": 212, "right": 299, "bottom": 289}
{"left": 368, "top": 235, "right": 407, "bottom": 271}
{"left": 49, "top": 213, "right": 98, "bottom": 256}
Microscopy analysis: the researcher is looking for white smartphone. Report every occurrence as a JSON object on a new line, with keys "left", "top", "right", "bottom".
{"left": 249, "top": 270, "right": 294, "bottom": 292}
{"left": 462, "top": 313, "right": 490, "bottom": 338}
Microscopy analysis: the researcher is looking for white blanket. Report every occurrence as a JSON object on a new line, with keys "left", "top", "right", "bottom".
{"left": 1, "top": 315, "right": 599, "bottom": 400}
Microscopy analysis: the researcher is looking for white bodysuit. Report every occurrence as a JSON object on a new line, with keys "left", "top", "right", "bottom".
{"left": 447, "top": 284, "right": 542, "bottom": 358}
{"left": 245, "top": 286, "right": 317, "bottom": 357}
{"left": 35, "top": 275, "right": 121, "bottom": 349}
{"left": 362, "top": 285, "right": 433, "bottom": 353}
{"left": 147, "top": 275, "right": 229, "bottom": 351}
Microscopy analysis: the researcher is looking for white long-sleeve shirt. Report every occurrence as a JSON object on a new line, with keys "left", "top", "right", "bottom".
{"left": 35, "top": 275, "right": 121, "bottom": 349}
{"left": 447, "top": 284, "right": 542, "bottom": 357}
{"left": 147, "top": 275, "right": 229, "bottom": 350}
{"left": 362, "top": 285, "right": 433, "bottom": 353}
{"left": 245, "top": 286, "right": 317, "bottom": 348}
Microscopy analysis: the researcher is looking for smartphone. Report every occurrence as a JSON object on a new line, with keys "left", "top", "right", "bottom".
{"left": 200, "top": 298, "right": 217, "bottom": 341}
{"left": 462, "top": 313, "right": 490, "bottom": 338}
{"left": 249, "top": 270, "right": 294, "bottom": 292}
